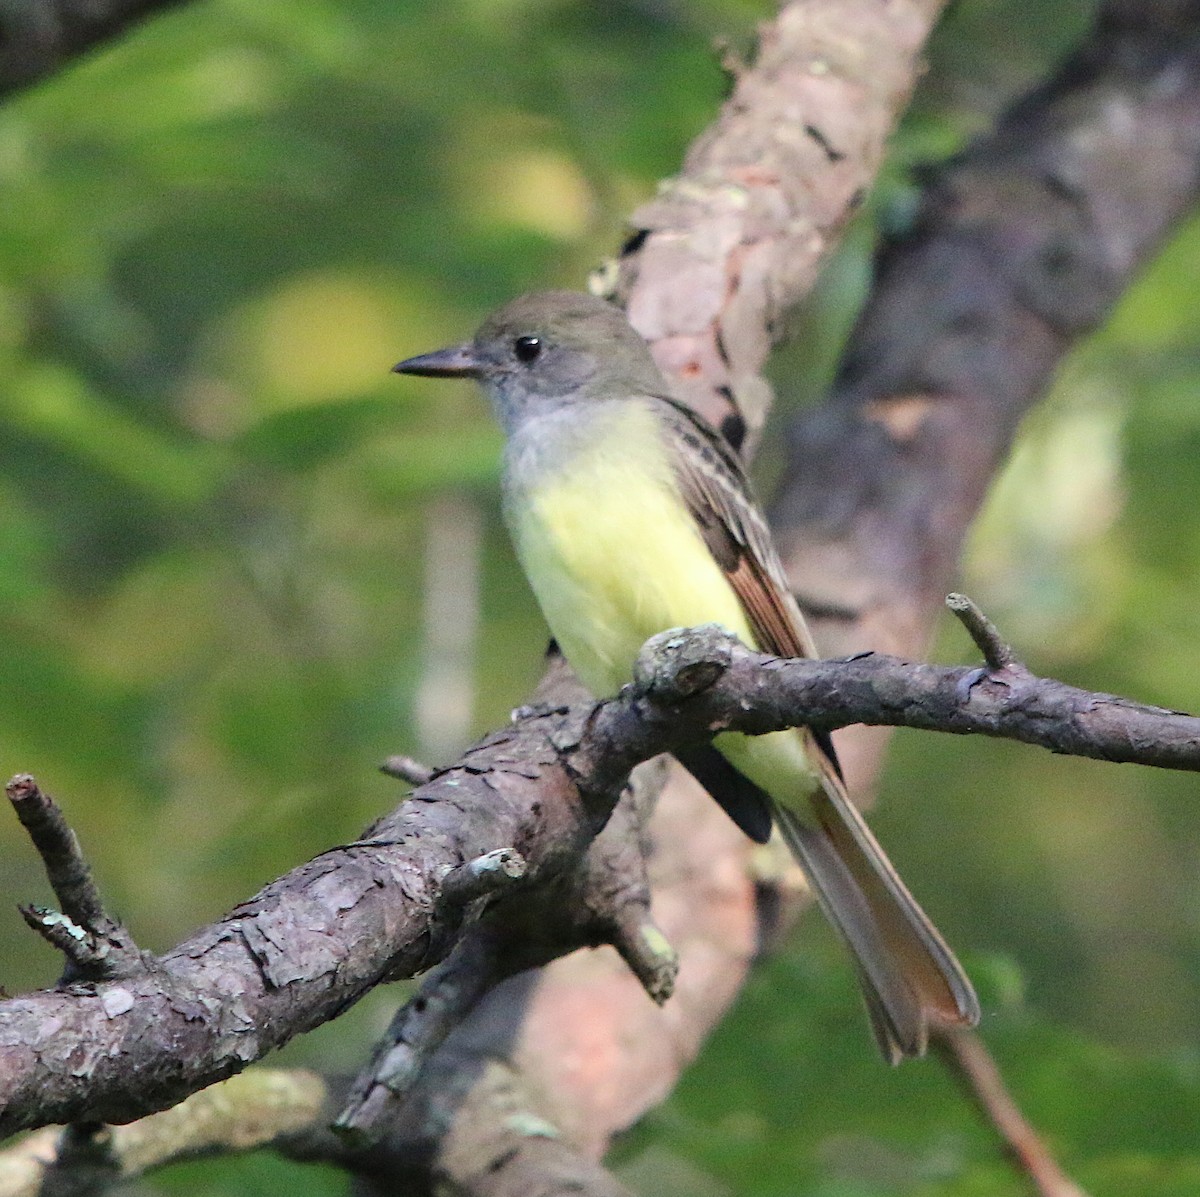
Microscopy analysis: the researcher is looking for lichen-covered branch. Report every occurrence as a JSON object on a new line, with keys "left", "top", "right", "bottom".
{"left": 0, "top": 1070, "right": 328, "bottom": 1197}
{"left": 0, "top": 707, "right": 614, "bottom": 1136}
{"left": 5, "top": 776, "right": 146, "bottom": 984}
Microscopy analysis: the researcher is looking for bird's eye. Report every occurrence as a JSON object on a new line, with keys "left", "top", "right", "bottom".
{"left": 513, "top": 335, "right": 542, "bottom": 364}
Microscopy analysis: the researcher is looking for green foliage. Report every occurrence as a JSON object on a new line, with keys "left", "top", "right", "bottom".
{"left": 617, "top": 945, "right": 1200, "bottom": 1196}
{"left": 2, "top": 0, "right": 1200, "bottom": 1194}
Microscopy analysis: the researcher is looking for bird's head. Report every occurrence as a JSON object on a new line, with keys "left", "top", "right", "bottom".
{"left": 393, "top": 290, "right": 664, "bottom": 430}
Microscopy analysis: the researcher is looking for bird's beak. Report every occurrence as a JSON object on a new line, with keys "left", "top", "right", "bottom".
{"left": 392, "top": 343, "right": 482, "bottom": 378}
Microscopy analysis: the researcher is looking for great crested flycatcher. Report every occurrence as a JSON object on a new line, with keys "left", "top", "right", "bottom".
{"left": 394, "top": 290, "right": 979, "bottom": 1060}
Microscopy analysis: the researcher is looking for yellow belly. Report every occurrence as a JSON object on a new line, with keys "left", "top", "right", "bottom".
{"left": 508, "top": 406, "right": 753, "bottom": 696}
{"left": 507, "top": 402, "right": 817, "bottom": 800}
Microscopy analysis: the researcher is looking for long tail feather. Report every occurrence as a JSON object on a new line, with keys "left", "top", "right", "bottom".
{"left": 772, "top": 777, "right": 979, "bottom": 1063}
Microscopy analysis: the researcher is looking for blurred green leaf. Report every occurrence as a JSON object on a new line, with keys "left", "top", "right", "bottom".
{"left": 235, "top": 395, "right": 405, "bottom": 469}
{"left": 1, "top": 1, "right": 1199, "bottom": 1195}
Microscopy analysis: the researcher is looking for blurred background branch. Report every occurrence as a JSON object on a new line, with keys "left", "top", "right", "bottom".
{"left": 0, "top": 0, "right": 191, "bottom": 99}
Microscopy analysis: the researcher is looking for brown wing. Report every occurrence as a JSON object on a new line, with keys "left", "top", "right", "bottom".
{"left": 657, "top": 396, "right": 980, "bottom": 1056}
{"left": 655, "top": 396, "right": 816, "bottom": 658}
{"left": 655, "top": 395, "right": 842, "bottom": 779}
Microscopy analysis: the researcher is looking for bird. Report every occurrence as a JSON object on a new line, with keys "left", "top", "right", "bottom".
{"left": 393, "top": 289, "right": 979, "bottom": 1061}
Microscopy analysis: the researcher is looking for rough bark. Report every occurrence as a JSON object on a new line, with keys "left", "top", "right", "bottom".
{"left": 10, "top": 623, "right": 1198, "bottom": 1137}
{"left": 3, "top": 0, "right": 1200, "bottom": 1193}
{"left": 6, "top": 624, "right": 1199, "bottom": 1167}
{"left": 393, "top": 1, "right": 1200, "bottom": 1191}
{"left": 775, "top": 0, "right": 1200, "bottom": 705}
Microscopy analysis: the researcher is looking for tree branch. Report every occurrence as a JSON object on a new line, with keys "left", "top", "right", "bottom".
{"left": 609, "top": 622, "right": 1200, "bottom": 774}
{"left": 0, "top": 1069, "right": 329, "bottom": 1197}
{"left": 773, "top": 0, "right": 1200, "bottom": 693}
{"left": 936, "top": 1031, "right": 1090, "bottom": 1197}
{"left": 608, "top": 0, "right": 948, "bottom": 446}
{"left": 0, "top": 708, "right": 617, "bottom": 1136}
{"left": 0, "top": 0, "right": 192, "bottom": 100}
{"left": 5, "top": 776, "right": 146, "bottom": 984}
{"left": 5, "top": 0, "right": 1200, "bottom": 1192}
{"left": 3, "top": 606, "right": 1196, "bottom": 1139}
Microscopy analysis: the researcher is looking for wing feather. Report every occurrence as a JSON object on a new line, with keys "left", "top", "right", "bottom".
{"left": 656, "top": 396, "right": 842, "bottom": 779}
{"left": 652, "top": 394, "right": 978, "bottom": 1057}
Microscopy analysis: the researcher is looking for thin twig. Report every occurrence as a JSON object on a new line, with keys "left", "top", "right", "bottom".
{"left": 17, "top": 907, "right": 103, "bottom": 976}
{"left": 336, "top": 930, "right": 503, "bottom": 1144}
{"left": 936, "top": 1030, "right": 1090, "bottom": 1197}
{"left": 609, "top": 907, "right": 679, "bottom": 1005}
{"left": 6, "top": 777, "right": 107, "bottom": 931}
{"left": 5, "top": 776, "right": 144, "bottom": 982}
{"left": 946, "top": 593, "right": 1019, "bottom": 670}
{"left": 380, "top": 756, "right": 436, "bottom": 786}
{"left": 439, "top": 849, "right": 528, "bottom": 906}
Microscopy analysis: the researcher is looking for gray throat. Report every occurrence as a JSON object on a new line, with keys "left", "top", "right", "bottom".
{"left": 499, "top": 395, "right": 646, "bottom": 505}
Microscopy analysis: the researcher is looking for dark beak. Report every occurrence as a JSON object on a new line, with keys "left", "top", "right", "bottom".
{"left": 392, "top": 343, "right": 482, "bottom": 378}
